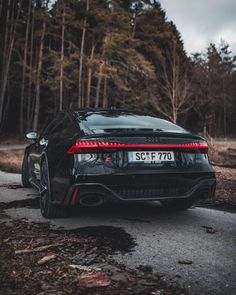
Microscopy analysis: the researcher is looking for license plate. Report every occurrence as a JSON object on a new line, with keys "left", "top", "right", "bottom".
{"left": 128, "top": 151, "right": 175, "bottom": 163}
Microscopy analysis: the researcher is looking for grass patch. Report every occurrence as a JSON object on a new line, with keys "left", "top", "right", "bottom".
{"left": 0, "top": 150, "right": 24, "bottom": 173}
{"left": 208, "top": 140, "right": 236, "bottom": 168}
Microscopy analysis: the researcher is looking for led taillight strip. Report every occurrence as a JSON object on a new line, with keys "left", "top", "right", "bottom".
{"left": 67, "top": 141, "right": 208, "bottom": 154}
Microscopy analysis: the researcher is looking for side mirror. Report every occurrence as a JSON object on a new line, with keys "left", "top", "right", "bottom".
{"left": 25, "top": 131, "right": 39, "bottom": 141}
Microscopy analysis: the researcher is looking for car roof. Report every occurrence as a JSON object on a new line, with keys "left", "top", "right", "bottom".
{"left": 71, "top": 108, "right": 151, "bottom": 116}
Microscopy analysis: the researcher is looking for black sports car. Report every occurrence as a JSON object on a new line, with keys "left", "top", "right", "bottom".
{"left": 22, "top": 110, "right": 216, "bottom": 218}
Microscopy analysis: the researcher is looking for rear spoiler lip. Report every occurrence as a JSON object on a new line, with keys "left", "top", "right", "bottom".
{"left": 79, "top": 131, "right": 205, "bottom": 141}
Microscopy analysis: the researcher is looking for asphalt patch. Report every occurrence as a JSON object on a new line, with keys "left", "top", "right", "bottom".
{"left": 0, "top": 184, "right": 22, "bottom": 189}
{"left": 55, "top": 226, "right": 137, "bottom": 262}
{"left": 77, "top": 226, "right": 136, "bottom": 253}
{"left": 0, "top": 197, "right": 40, "bottom": 209}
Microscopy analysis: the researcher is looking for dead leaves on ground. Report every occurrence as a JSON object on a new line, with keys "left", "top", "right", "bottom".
{"left": 79, "top": 272, "right": 111, "bottom": 288}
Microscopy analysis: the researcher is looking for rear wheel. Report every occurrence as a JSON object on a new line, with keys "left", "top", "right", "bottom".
{"left": 21, "top": 151, "right": 31, "bottom": 187}
{"left": 40, "top": 159, "right": 66, "bottom": 218}
{"left": 161, "top": 199, "right": 195, "bottom": 211}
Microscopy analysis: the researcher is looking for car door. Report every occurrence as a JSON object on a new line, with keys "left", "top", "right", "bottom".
{"left": 28, "top": 116, "right": 62, "bottom": 187}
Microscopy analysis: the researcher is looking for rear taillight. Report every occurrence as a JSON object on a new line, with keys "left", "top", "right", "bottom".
{"left": 67, "top": 140, "right": 99, "bottom": 154}
{"left": 67, "top": 140, "right": 208, "bottom": 154}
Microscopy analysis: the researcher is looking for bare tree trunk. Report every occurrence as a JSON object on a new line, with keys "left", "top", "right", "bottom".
{"left": 171, "top": 41, "right": 177, "bottom": 123}
{"left": 0, "top": 0, "right": 21, "bottom": 129}
{"left": 2, "top": 83, "right": 12, "bottom": 128}
{"left": 173, "top": 111, "right": 177, "bottom": 123}
{"left": 33, "top": 0, "right": 48, "bottom": 131}
{"left": 102, "top": 77, "right": 107, "bottom": 108}
{"left": 20, "top": 0, "right": 31, "bottom": 135}
{"left": 86, "top": 43, "right": 95, "bottom": 107}
{"left": 78, "top": 0, "right": 89, "bottom": 108}
{"left": 223, "top": 94, "right": 226, "bottom": 138}
{"left": 95, "top": 34, "right": 109, "bottom": 108}
{"left": 27, "top": 1, "right": 35, "bottom": 130}
{"left": 1, "top": 0, "right": 10, "bottom": 73}
{"left": 59, "top": 1, "right": 65, "bottom": 111}
{"left": 154, "top": 40, "right": 191, "bottom": 124}
{"left": 54, "top": 93, "right": 57, "bottom": 115}
{"left": 95, "top": 61, "right": 104, "bottom": 108}
{"left": 0, "top": 0, "right": 3, "bottom": 17}
{"left": 0, "top": 0, "right": 10, "bottom": 126}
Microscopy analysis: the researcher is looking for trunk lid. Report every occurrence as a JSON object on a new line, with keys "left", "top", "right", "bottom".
{"left": 69, "top": 130, "right": 209, "bottom": 171}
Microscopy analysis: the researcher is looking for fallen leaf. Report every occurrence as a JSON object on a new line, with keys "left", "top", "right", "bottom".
{"left": 10, "top": 271, "right": 18, "bottom": 279}
{"left": 127, "top": 275, "right": 136, "bottom": 283}
{"left": 79, "top": 272, "right": 111, "bottom": 288}
{"left": 38, "top": 254, "right": 56, "bottom": 265}
{"left": 15, "top": 242, "right": 64, "bottom": 255}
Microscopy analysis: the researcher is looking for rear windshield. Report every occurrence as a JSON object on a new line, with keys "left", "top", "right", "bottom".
{"left": 77, "top": 112, "right": 186, "bottom": 133}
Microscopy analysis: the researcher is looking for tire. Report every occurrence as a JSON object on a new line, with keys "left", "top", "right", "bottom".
{"left": 40, "top": 158, "right": 66, "bottom": 218}
{"left": 161, "top": 198, "right": 195, "bottom": 211}
{"left": 21, "top": 151, "right": 31, "bottom": 187}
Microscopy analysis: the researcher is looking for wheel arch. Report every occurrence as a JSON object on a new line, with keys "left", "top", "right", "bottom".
{"left": 40, "top": 151, "right": 53, "bottom": 177}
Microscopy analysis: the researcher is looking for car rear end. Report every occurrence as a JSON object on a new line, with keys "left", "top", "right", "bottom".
{"left": 64, "top": 111, "right": 216, "bottom": 206}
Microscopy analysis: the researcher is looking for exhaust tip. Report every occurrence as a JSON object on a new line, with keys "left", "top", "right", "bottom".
{"left": 79, "top": 195, "right": 104, "bottom": 207}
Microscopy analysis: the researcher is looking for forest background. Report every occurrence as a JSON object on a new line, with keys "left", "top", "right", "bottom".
{"left": 0, "top": 0, "right": 236, "bottom": 137}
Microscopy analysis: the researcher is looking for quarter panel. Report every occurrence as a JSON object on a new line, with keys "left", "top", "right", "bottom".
{"left": 44, "top": 116, "right": 80, "bottom": 204}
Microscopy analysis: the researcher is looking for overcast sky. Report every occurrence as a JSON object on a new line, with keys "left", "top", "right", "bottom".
{"left": 160, "top": 0, "right": 236, "bottom": 55}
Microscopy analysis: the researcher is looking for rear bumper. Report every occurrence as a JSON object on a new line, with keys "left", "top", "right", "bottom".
{"left": 63, "top": 175, "right": 216, "bottom": 205}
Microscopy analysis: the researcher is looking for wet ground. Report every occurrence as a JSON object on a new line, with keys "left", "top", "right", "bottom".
{"left": 0, "top": 170, "right": 236, "bottom": 295}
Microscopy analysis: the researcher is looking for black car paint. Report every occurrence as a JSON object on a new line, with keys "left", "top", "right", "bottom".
{"left": 25, "top": 110, "right": 216, "bottom": 206}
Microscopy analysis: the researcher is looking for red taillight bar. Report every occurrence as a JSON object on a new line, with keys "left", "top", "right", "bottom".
{"left": 67, "top": 140, "right": 208, "bottom": 154}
